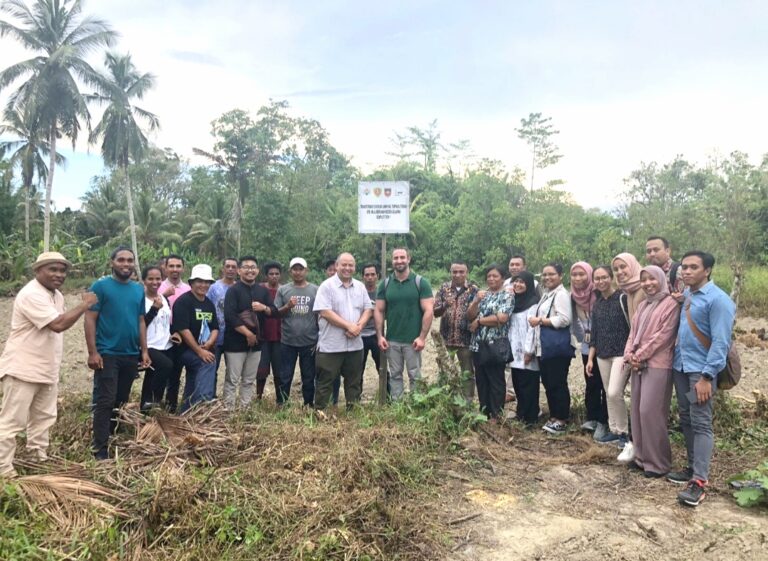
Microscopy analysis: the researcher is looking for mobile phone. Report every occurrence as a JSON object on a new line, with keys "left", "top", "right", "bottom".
{"left": 685, "top": 388, "right": 698, "bottom": 403}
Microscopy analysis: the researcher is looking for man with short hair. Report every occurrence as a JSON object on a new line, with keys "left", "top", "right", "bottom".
{"left": 257, "top": 261, "right": 283, "bottom": 400}
{"left": 645, "top": 236, "right": 685, "bottom": 297}
{"left": 433, "top": 260, "right": 478, "bottom": 399}
{"left": 324, "top": 259, "right": 337, "bottom": 278}
{"left": 159, "top": 254, "right": 190, "bottom": 412}
{"left": 313, "top": 253, "right": 373, "bottom": 410}
{"left": 207, "top": 257, "right": 239, "bottom": 395}
{"left": 223, "top": 256, "right": 277, "bottom": 409}
{"left": 85, "top": 247, "right": 150, "bottom": 460}
{"left": 375, "top": 248, "right": 434, "bottom": 400}
{"left": 503, "top": 255, "right": 539, "bottom": 294}
{"left": 172, "top": 264, "right": 220, "bottom": 412}
{"left": 275, "top": 258, "right": 319, "bottom": 406}
{"left": 360, "top": 264, "right": 382, "bottom": 386}
{"left": 667, "top": 251, "right": 736, "bottom": 507}
{"left": 0, "top": 253, "right": 97, "bottom": 478}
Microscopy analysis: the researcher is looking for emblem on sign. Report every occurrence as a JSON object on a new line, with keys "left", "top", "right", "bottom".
{"left": 373, "top": 187, "right": 382, "bottom": 197}
{"left": 384, "top": 187, "right": 392, "bottom": 197}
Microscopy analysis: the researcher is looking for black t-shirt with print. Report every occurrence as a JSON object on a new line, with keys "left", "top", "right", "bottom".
{"left": 171, "top": 292, "right": 219, "bottom": 351}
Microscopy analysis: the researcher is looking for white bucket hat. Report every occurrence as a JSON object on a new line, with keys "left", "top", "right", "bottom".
{"left": 188, "top": 264, "right": 215, "bottom": 282}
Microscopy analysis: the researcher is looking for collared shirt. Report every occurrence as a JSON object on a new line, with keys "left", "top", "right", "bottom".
{"left": 207, "top": 279, "right": 233, "bottom": 347}
{"left": 159, "top": 278, "right": 191, "bottom": 317}
{"left": 313, "top": 274, "right": 373, "bottom": 353}
{"left": 433, "top": 281, "right": 478, "bottom": 347}
{"left": 674, "top": 281, "right": 736, "bottom": 378}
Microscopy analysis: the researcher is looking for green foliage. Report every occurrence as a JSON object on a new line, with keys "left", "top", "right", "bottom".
{"left": 729, "top": 461, "right": 768, "bottom": 508}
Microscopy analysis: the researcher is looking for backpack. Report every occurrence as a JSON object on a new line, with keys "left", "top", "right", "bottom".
{"left": 684, "top": 299, "right": 741, "bottom": 390}
{"left": 383, "top": 273, "right": 424, "bottom": 296}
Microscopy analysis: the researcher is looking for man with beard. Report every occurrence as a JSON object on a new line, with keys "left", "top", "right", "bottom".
{"left": 158, "top": 254, "right": 190, "bottom": 411}
{"left": 207, "top": 257, "right": 239, "bottom": 394}
{"left": 0, "top": 252, "right": 97, "bottom": 478}
{"left": 645, "top": 236, "right": 685, "bottom": 298}
{"left": 275, "top": 258, "right": 319, "bottom": 406}
{"left": 223, "top": 256, "right": 277, "bottom": 409}
{"left": 85, "top": 247, "right": 150, "bottom": 460}
{"left": 375, "top": 248, "right": 434, "bottom": 401}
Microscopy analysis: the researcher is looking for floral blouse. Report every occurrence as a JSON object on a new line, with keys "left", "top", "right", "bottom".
{"left": 469, "top": 290, "right": 514, "bottom": 352}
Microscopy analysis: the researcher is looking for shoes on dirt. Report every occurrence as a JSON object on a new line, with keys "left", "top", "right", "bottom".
{"left": 617, "top": 435, "right": 630, "bottom": 449}
{"left": 596, "top": 432, "right": 620, "bottom": 445}
{"left": 593, "top": 423, "right": 609, "bottom": 441}
{"left": 627, "top": 460, "right": 643, "bottom": 472}
{"left": 542, "top": 420, "right": 567, "bottom": 434}
{"left": 644, "top": 470, "right": 666, "bottom": 479}
{"left": 667, "top": 468, "right": 694, "bottom": 485}
{"left": 678, "top": 479, "right": 707, "bottom": 507}
{"left": 617, "top": 441, "right": 636, "bottom": 463}
{"left": 581, "top": 420, "right": 598, "bottom": 432}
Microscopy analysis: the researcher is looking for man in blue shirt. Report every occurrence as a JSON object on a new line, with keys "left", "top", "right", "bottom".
{"left": 668, "top": 251, "right": 736, "bottom": 507}
{"left": 85, "top": 247, "right": 150, "bottom": 460}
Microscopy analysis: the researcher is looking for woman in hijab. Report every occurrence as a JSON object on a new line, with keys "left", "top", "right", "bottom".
{"left": 623, "top": 265, "right": 680, "bottom": 477}
{"left": 587, "top": 265, "right": 632, "bottom": 448}
{"left": 570, "top": 262, "right": 609, "bottom": 440}
{"left": 612, "top": 252, "right": 646, "bottom": 321}
{"left": 507, "top": 271, "right": 540, "bottom": 426}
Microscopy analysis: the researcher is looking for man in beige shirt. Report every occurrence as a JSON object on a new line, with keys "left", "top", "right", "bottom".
{"left": 0, "top": 252, "right": 96, "bottom": 478}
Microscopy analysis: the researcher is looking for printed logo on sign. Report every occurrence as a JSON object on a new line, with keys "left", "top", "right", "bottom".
{"left": 384, "top": 187, "right": 391, "bottom": 197}
{"left": 373, "top": 187, "right": 382, "bottom": 197}
{"left": 364, "top": 187, "right": 370, "bottom": 195}
{"left": 195, "top": 310, "right": 213, "bottom": 321}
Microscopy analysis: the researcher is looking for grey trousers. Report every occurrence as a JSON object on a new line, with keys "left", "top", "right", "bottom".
{"left": 447, "top": 346, "right": 475, "bottom": 400}
{"left": 673, "top": 370, "right": 716, "bottom": 481}
{"left": 387, "top": 342, "right": 422, "bottom": 400}
{"left": 631, "top": 367, "right": 673, "bottom": 474}
{"left": 224, "top": 350, "right": 262, "bottom": 409}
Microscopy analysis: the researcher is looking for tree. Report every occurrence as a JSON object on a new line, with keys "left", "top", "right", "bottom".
{"left": 0, "top": 0, "right": 116, "bottom": 251}
{"left": 89, "top": 52, "right": 159, "bottom": 275}
{"left": 515, "top": 112, "right": 562, "bottom": 191}
{"left": 0, "top": 107, "right": 65, "bottom": 242}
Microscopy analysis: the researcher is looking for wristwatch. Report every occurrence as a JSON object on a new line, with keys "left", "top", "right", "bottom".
{"left": 701, "top": 373, "right": 714, "bottom": 381}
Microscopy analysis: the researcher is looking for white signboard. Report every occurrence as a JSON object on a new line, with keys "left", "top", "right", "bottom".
{"left": 358, "top": 181, "right": 410, "bottom": 234}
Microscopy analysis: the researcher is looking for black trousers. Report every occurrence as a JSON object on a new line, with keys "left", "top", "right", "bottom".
{"left": 92, "top": 354, "right": 138, "bottom": 457}
{"left": 539, "top": 356, "right": 572, "bottom": 421}
{"left": 165, "top": 345, "right": 184, "bottom": 413}
{"left": 472, "top": 353, "right": 506, "bottom": 419}
{"left": 581, "top": 353, "right": 608, "bottom": 423}
{"left": 141, "top": 348, "right": 174, "bottom": 410}
{"left": 511, "top": 367, "right": 540, "bottom": 424}
{"left": 256, "top": 340, "right": 282, "bottom": 400}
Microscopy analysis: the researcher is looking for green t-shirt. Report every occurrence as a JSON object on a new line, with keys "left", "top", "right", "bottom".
{"left": 376, "top": 272, "right": 433, "bottom": 343}
{"left": 90, "top": 276, "right": 145, "bottom": 355}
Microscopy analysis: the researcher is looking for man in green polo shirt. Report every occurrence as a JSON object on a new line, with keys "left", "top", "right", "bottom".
{"left": 375, "top": 248, "right": 434, "bottom": 400}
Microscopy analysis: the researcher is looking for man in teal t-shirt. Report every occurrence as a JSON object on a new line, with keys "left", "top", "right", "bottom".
{"left": 84, "top": 247, "right": 149, "bottom": 460}
{"left": 374, "top": 248, "right": 434, "bottom": 400}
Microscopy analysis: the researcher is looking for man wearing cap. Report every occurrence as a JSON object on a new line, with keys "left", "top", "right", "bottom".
{"left": 222, "top": 256, "right": 278, "bottom": 409}
{"left": 313, "top": 253, "right": 373, "bottom": 410}
{"left": 275, "top": 258, "right": 319, "bottom": 406}
{"left": 0, "top": 253, "right": 96, "bottom": 477}
{"left": 85, "top": 246, "right": 150, "bottom": 460}
{"left": 171, "top": 264, "right": 219, "bottom": 411}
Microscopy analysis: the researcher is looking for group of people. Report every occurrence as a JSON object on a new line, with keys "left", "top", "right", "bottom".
{"left": 0, "top": 237, "right": 737, "bottom": 508}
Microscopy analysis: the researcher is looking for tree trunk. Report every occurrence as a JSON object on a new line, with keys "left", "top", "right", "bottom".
{"left": 730, "top": 262, "right": 743, "bottom": 308}
{"left": 24, "top": 182, "right": 30, "bottom": 244}
{"left": 124, "top": 165, "right": 141, "bottom": 277}
{"left": 44, "top": 128, "right": 56, "bottom": 251}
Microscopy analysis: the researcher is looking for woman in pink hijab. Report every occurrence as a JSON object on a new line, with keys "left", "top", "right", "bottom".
{"left": 612, "top": 252, "right": 646, "bottom": 321}
{"left": 623, "top": 265, "right": 680, "bottom": 477}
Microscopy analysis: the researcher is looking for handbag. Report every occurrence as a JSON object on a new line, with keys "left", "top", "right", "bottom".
{"left": 539, "top": 295, "right": 574, "bottom": 361}
{"left": 478, "top": 337, "right": 512, "bottom": 365}
{"left": 684, "top": 300, "right": 740, "bottom": 390}
{"left": 238, "top": 309, "right": 261, "bottom": 341}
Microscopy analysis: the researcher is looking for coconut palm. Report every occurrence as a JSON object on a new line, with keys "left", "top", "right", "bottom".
{"left": 0, "top": 0, "right": 116, "bottom": 250}
{"left": 183, "top": 190, "right": 232, "bottom": 259}
{"left": 116, "top": 188, "right": 182, "bottom": 248}
{"left": 88, "top": 52, "right": 158, "bottom": 274}
{"left": 0, "top": 107, "right": 65, "bottom": 242}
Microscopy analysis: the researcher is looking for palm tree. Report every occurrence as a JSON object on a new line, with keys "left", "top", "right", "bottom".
{"left": 0, "top": 107, "right": 65, "bottom": 243}
{"left": 0, "top": 0, "right": 116, "bottom": 250}
{"left": 184, "top": 190, "right": 232, "bottom": 259}
{"left": 117, "top": 188, "right": 182, "bottom": 248}
{"left": 88, "top": 52, "right": 159, "bottom": 275}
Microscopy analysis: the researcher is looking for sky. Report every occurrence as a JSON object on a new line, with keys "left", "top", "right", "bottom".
{"left": 1, "top": 0, "right": 767, "bottom": 211}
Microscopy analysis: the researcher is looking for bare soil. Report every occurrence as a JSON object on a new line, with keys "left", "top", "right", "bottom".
{"left": 2, "top": 294, "right": 767, "bottom": 560}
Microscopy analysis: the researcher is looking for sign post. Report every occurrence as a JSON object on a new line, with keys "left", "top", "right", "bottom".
{"left": 358, "top": 181, "right": 410, "bottom": 405}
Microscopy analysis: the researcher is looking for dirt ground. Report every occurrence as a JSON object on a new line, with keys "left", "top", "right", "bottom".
{"left": 2, "top": 294, "right": 767, "bottom": 560}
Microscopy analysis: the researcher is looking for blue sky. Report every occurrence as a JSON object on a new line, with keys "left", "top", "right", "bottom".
{"left": 2, "top": 0, "right": 767, "bottom": 210}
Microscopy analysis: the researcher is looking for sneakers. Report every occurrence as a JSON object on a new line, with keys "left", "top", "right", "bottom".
{"left": 596, "top": 432, "right": 620, "bottom": 445}
{"left": 617, "top": 435, "right": 629, "bottom": 449}
{"left": 542, "top": 420, "right": 567, "bottom": 434}
{"left": 678, "top": 480, "right": 707, "bottom": 507}
{"left": 667, "top": 468, "right": 694, "bottom": 485}
{"left": 617, "top": 441, "right": 635, "bottom": 463}
{"left": 581, "top": 420, "right": 598, "bottom": 432}
{"left": 627, "top": 460, "right": 643, "bottom": 472}
{"left": 593, "top": 423, "right": 609, "bottom": 441}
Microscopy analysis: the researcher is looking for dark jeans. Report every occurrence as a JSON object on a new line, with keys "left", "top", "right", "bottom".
{"left": 180, "top": 348, "right": 217, "bottom": 412}
{"left": 511, "top": 367, "right": 540, "bottom": 424}
{"left": 92, "top": 354, "right": 138, "bottom": 458}
{"left": 539, "top": 356, "right": 572, "bottom": 421}
{"left": 257, "top": 340, "right": 282, "bottom": 400}
{"left": 141, "top": 348, "right": 174, "bottom": 409}
{"left": 279, "top": 344, "right": 316, "bottom": 406}
{"left": 472, "top": 352, "right": 506, "bottom": 419}
{"left": 165, "top": 345, "right": 184, "bottom": 413}
{"left": 315, "top": 350, "right": 364, "bottom": 410}
{"left": 581, "top": 353, "right": 608, "bottom": 424}
{"left": 362, "top": 334, "right": 389, "bottom": 398}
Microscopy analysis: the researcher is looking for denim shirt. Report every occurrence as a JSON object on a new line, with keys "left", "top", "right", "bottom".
{"left": 673, "top": 281, "right": 736, "bottom": 378}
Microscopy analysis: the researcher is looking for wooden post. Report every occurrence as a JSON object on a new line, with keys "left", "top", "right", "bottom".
{"left": 378, "top": 234, "right": 388, "bottom": 405}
